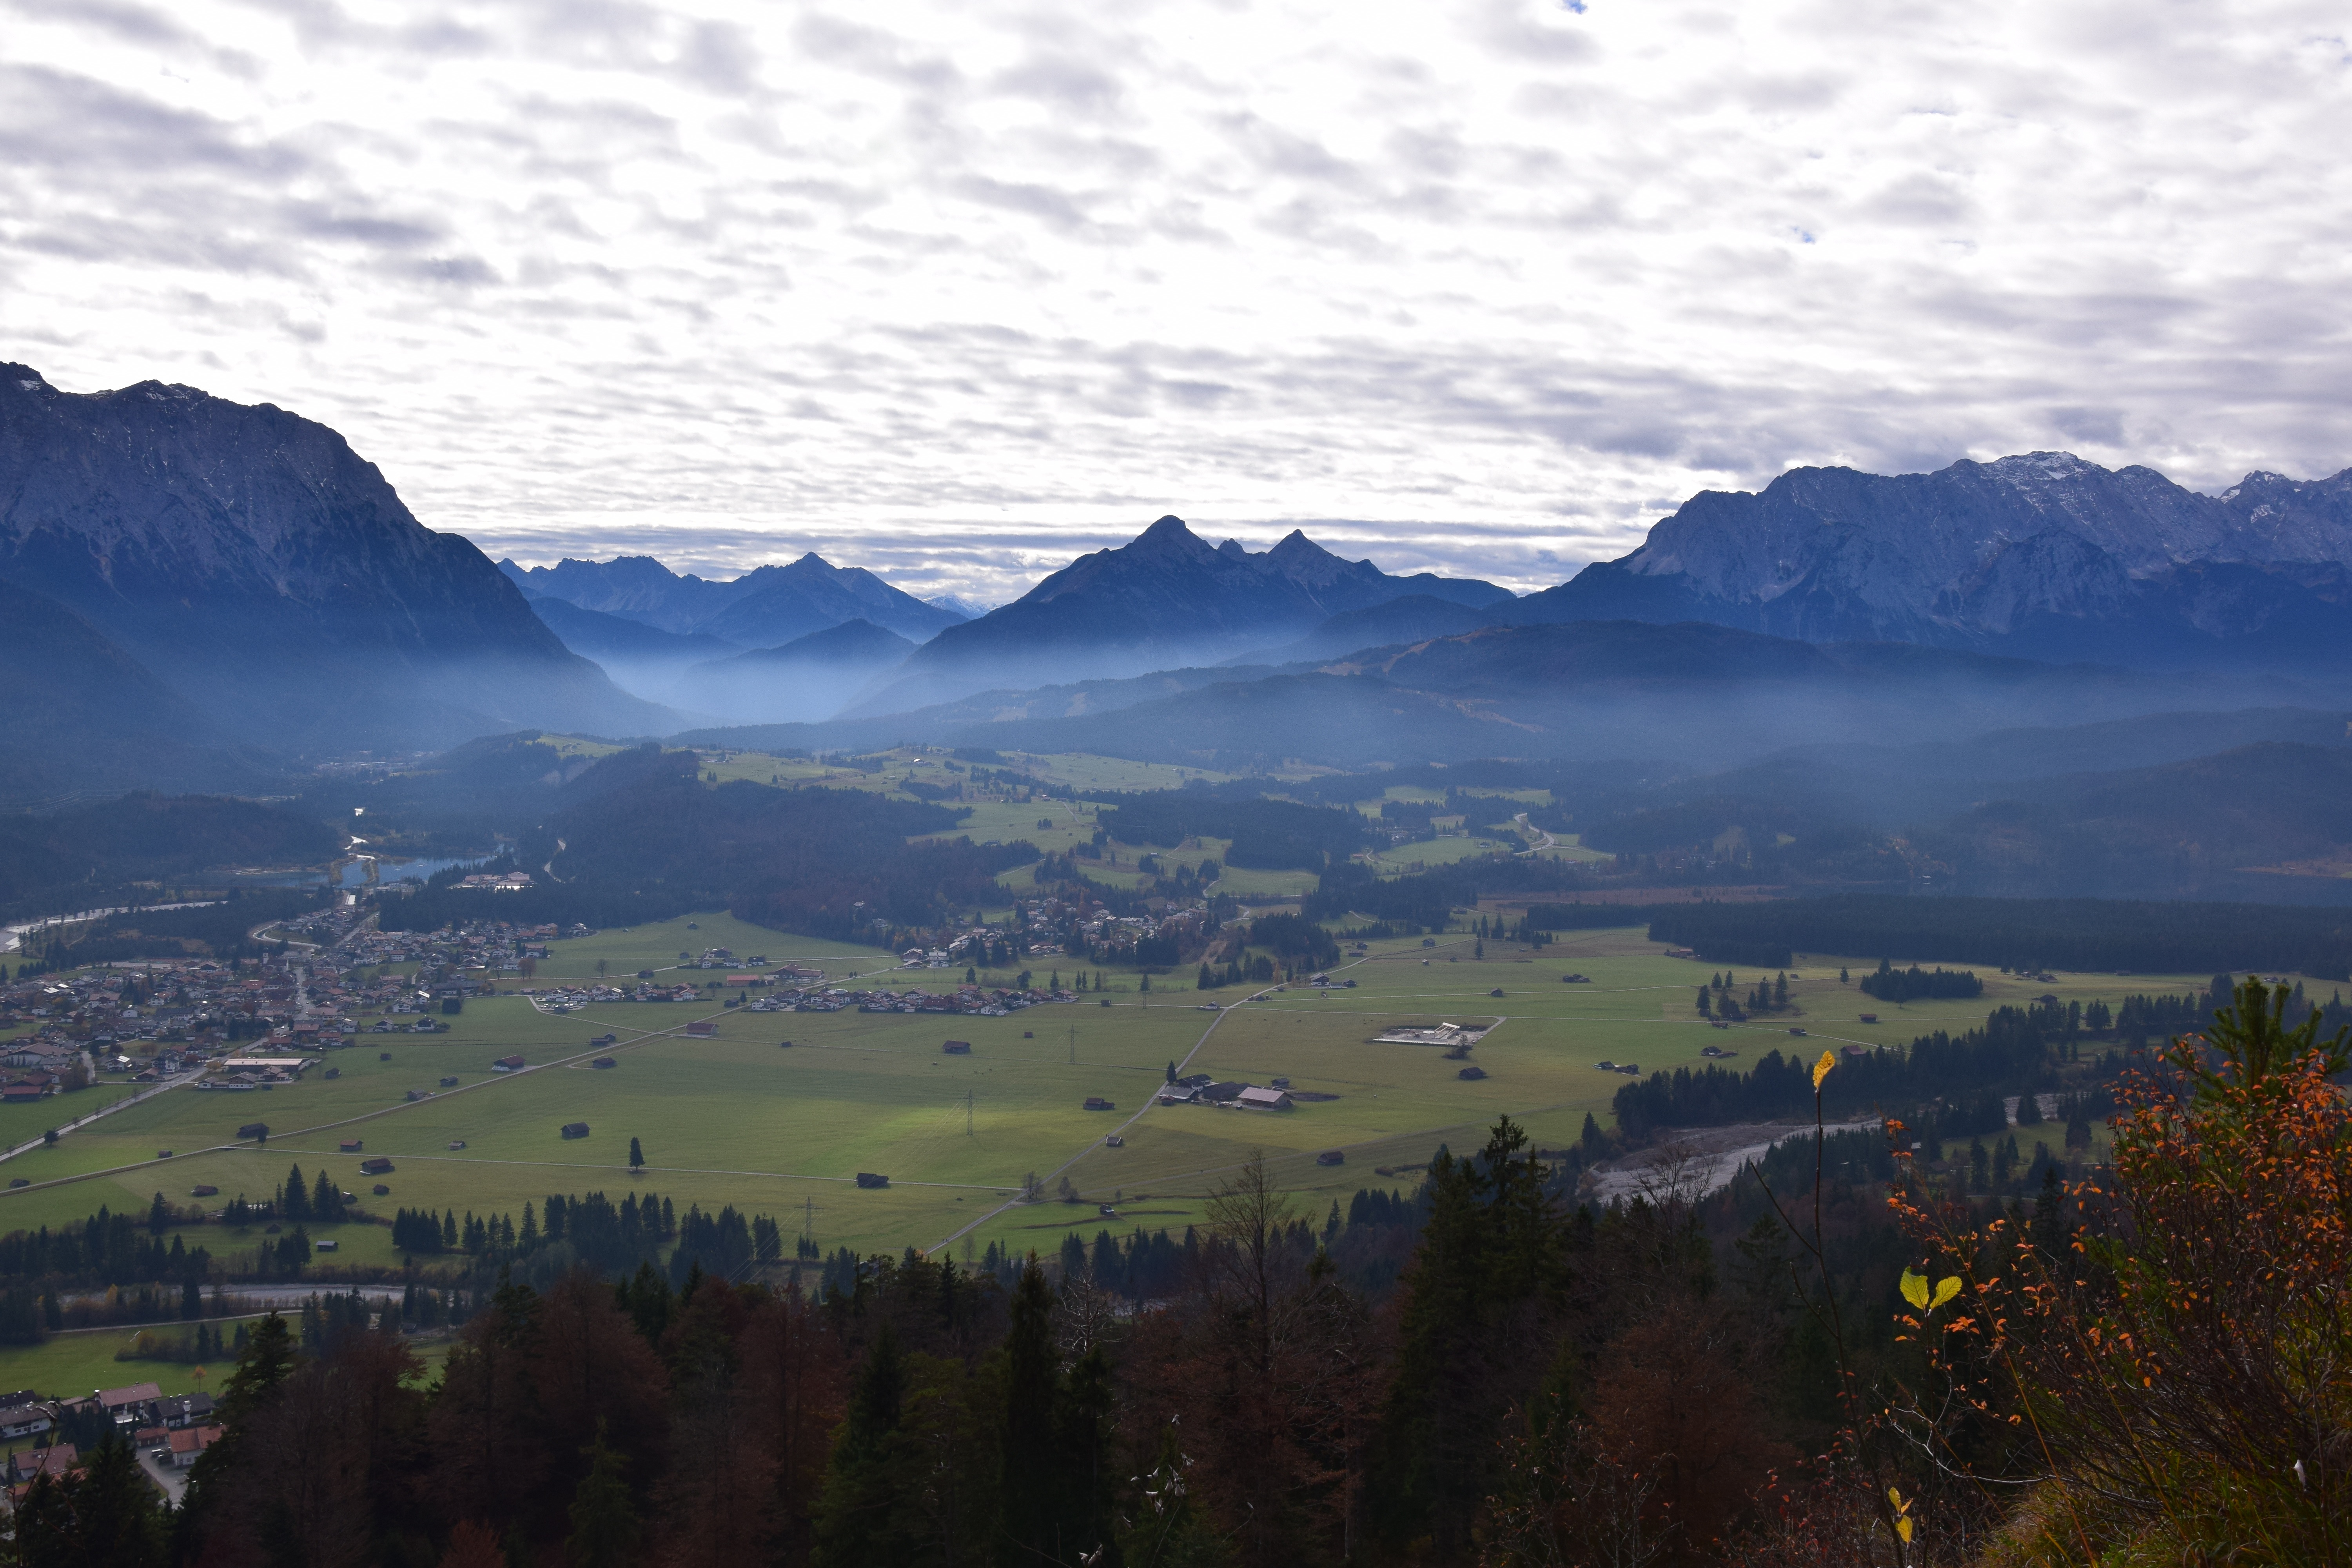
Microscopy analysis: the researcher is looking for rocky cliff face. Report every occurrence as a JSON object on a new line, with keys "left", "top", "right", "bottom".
{"left": 1510, "top": 452, "right": 2352, "bottom": 668}
{"left": 0, "top": 365, "right": 668, "bottom": 752}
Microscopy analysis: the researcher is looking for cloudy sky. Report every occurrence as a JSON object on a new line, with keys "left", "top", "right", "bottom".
{"left": 4, "top": 0, "right": 2348, "bottom": 604}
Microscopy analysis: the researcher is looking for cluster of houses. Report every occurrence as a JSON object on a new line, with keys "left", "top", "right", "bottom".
{"left": 0, "top": 1036, "right": 79, "bottom": 1103}
{"left": 846, "top": 984, "right": 1066, "bottom": 1018}
{"left": 1010, "top": 894, "right": 1213, "bottom": 962}
{"left": 524, "top": 980, "right": 704, "bottom": 1012}
{"left": 1, "top": 960, "right": 295, "bottom": 1058}
{"left": 340, "top": 916, "right": 587, "bottom": 1000}
{"left": 679, "top": 947, "right": 769, "bottom": 970}
{"left": 0, "top": 1384, "right": 221, "bottom": 1506}
{"left": 0, "top": 913, "right": 621, "bottom": 1101}
{"left": 1157, "top": 1073, "right": 1296, "bottom": 1111}
{"left": 454, "top": 871, "right": 535, "bottom": 892}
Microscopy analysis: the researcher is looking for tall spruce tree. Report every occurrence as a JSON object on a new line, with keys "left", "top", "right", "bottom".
{"left": 13, "top": 1436, "right": 166, "bottom": 1568}
{"left": 1373, "top": 1116, "right": 1564, "bottom": 1563}
{"left": 566, "top": 1426, "right": 642, "bottom": 1568}
{"left": 813, "top": 1321, "right": 914, "bottom": 1568}
{"left": 1060, "top": 1341, "right": 1123, "bottom": 1567}
{"left": 176, "top": 1312, "right": 295, "bottom": 1564}
{"left": 998, "top": 1260, "right": 1064, "bottom": 1565}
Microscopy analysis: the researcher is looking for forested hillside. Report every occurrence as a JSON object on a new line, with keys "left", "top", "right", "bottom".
{"left": 377, "top": 752, "right": 1032, "bottom": 940}
{"left": 0, "top": 794, "right": 335, "bottom": 920}
{"left": 1096, "top": 791, "right": 1367, "bottom": 869}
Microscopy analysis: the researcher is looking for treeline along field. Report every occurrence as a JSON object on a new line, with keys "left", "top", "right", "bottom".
{"left": 1642, "top": 893, "right": 2352, "bottom": 978}
{"left": 1607, "top": 976, "right": 2312, "bottom": 1139}
{"left": 1095, "top": 791, "right": 1367, "bottom": 868}
{"left": 1303, "top": 858, "right": 1602, "bottom": 933}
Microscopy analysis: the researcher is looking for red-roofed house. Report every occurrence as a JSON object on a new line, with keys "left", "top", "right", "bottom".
{"left": 168, "top": 1425, "right": 223, "bottom": 1468}
{"left": 9, "top": 1443, "right": 78, "bottom": 1495}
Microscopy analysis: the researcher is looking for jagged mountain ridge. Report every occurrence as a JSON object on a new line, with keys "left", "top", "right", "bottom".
{"left": 0, "top": 364, "right": 669, "bottom": 755}
{"left": 857, "top": 515, "right": 1512, "bottom": 711}
{"left": 1508, "top": 452, "right": 2352, "bottom": 668}
{"left": 501, "top": 551, "right": 963, "bottom": 647}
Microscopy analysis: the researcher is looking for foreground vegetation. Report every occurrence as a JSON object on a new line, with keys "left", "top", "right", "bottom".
{"left": 15, "top": 978, "right": 2335, "bottom": 1568}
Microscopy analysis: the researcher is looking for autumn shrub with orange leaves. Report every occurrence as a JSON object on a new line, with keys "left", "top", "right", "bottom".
{"left": 1898, "top": 976, "right": 2352, "bottom": 1566}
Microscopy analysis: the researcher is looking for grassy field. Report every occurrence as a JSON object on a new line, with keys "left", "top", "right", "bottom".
{"left": 527, "top": 912, "right": 893, "bottom": 982}
{"left": 0, "top": 1328, "right": 220, "bottom": 1400}
{"left": 0, "top": 1321, "right": 457, "bottom": 1408}
{"left": 1212, "top": 865, "right": 1320, "bottom": 900}
{"left": 0, "top": 910, "right": 2257, "bottom": 1278}
{"left": 652, "top": 746, "right": 1235, "bottom": 811}
{"left": 0, "top": 1082, "right": 140, "bottom": 1149}
{"left": 1016, "top": 754, "right": 1229, "bottom": 794}
{"left": 1363, "top": 837, "right": 1506, "bottom": 872}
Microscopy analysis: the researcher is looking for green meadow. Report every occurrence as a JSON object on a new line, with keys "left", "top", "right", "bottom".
{"left": 0, "top": 1328, "right": 218, "bottom": 1401}
{"left": 0, "top": 1082, "right": 140, "bottom": 1150}
{"left": 0, "top": 912, "right": 2254, "bottom": 1275}
{"left": 0, "top": 1321, "right": 456, "bottom": 1410}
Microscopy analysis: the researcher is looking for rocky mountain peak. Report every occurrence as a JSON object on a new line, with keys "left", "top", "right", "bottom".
{"left": 1127, "top": 514, "right": 1220, "bottom": 564}
{"left": 1514, "top": 448, "right": 2352, "bottom": 673}
{"left": 1265, "top": 528, "right": 1383, "bottom": 592}
{"left": 0, "top": 361, "right": 663, "bottom": 749}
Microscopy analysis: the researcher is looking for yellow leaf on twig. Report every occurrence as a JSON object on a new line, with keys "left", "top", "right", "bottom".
{"left": 1900, "top": 1270, "right": 1930, "bottom": 1310}
{"left": 1812, "top": 1050, "right": 1836, "bottom": 1090}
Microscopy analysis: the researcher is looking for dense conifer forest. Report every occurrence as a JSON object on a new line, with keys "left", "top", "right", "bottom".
{"left": 376, "top": 753, "right": 1035, "bottom": 939}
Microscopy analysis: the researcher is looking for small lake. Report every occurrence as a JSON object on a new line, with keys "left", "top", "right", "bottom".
{"left": 230, "top": 855, "right": 493, "bottom": 889}
{"left": 347, "top": 854, "right": 492, "bottom": 888}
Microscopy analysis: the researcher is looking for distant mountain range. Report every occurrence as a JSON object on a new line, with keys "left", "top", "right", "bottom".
{"left": 501, "top": 553, "right": 963, "bottom": 647}
{"left": 14, "top": 351, "right": 2352, "bottom": 831}
{"left": 1506, "top": 452, "right": 2352, "bottom": 669}
{"left": 852, "top": 516, "right": 1511, "bottom": 713}
{"left": 0, "top": 364, "right": 666, "bottom": 801}
{"left": 510, "top": 456, "right": 2352, "bottom": 738}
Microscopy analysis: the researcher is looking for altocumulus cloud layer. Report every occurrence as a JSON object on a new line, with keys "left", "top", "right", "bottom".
{"left": 3, "top": 0, "right": 2349, "bottom": 600}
